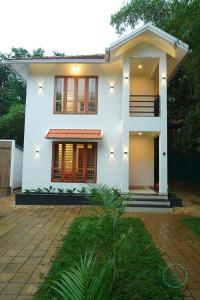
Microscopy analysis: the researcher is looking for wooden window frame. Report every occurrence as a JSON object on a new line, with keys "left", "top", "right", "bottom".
{"left": 53, "top": 76, "right": 98, "bottom": 114}
{"left": 51, "top": 141, "right": 97, "bottom": 183}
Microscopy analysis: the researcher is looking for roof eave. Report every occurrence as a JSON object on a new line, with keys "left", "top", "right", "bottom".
{"left": 3, "top": 58, "right": 106, "bottom": 64}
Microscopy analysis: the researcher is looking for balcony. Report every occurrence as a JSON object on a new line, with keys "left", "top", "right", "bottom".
{"left": 129, "top": 95, "right": 160, "bottom": 117}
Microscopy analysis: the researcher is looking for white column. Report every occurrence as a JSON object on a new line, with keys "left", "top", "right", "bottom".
{"left": 121, "top": 58, "right": 130, "bottom": 193}
{"left": 159, "top": 54, "right": 168, "bottom": 194}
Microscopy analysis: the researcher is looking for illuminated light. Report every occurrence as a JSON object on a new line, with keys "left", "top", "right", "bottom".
{"left": 72, "top": 64, "right": 80, "bottom": 73}
{"left": 110, "top": 147, "right": 114, "bottom": 155}
{"left": 138, "top": 132, "right": 142, "bottom": 135}
{"left": 35, "top": 145, "right": 40, "bottom": 158}
{"left": 138, "top": 64, "right": 143, "bottom": 69}
{"left": 38, "top": 85, "right": 43, "bottom": 92}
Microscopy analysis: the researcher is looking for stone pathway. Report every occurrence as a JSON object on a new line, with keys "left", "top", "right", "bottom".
{"left": 0, "top": 195, "right": 91, "bottom": 299}
{"left": 1, "top": 194, "right": 200, "bottom": 299}
{"left": 138, "top": 213, "right": 200, "bottom": 300}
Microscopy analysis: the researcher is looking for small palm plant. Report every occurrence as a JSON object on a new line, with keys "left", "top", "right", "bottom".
{"left": 86, "top": 184, "right": 131, "bottom": 282}
{"left": 51, "top": 251, "right": 113, "bottom": 300}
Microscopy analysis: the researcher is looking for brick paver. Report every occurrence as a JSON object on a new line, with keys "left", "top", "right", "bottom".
{"left": 0, "top": 195, "right": 91, "bottom": 299}
{"left": 138, "top": 213, "right": 200, "bottom": 299}
{"left": 1, "top": 195, "right": 200, "bottom": 299}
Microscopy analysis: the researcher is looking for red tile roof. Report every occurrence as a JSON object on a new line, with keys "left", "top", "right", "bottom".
{"left": 46, "top": 129, "right": 103, "bottom": 139}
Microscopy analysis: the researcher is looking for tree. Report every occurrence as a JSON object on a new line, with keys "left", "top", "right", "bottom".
{"left": 32, "top": 48, "right": 45, "bottom": 57}
{"left": 0, "top": 103, "right": 25, "bottom": 146}
{"left": 111, "top": 0, "right": 200, "bottom": 154}
{"left": 53, "top": 51, "right": 66, "bottom": 56}
{"left": 11, "top": 47, "right": 31, "bottom": 58}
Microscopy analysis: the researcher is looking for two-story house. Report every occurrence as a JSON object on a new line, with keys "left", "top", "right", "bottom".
{"left": 5, "top": 24, "right": 189, "bottom": 200}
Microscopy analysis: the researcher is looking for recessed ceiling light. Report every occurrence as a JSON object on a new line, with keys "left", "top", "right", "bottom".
{"left": 138, "top": 64, "right": 143, "bottom": 69}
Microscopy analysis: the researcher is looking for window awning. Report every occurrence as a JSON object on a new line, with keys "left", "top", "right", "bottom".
{"left": 46, "top": 129, "right": 103, "bottom": 140}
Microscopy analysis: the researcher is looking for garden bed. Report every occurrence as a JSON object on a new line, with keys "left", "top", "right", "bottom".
{"left": 34, "top": 217, "right": 183, "bottom": 300}
{"left": 15, "top": 192, "right": 91, "bottom": 205}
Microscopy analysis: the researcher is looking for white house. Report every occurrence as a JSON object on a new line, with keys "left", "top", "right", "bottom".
{"left": 5, "top": 24, "right": 189, "bottom": 196}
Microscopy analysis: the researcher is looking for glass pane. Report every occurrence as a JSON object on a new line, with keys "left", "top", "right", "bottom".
{"left": 77, "top": 79, "right": 85, "bottom": 113}
{"left": 86, "top": 144, "right": 96, "bottom": 182}
{"left": 66, "top": 79, "right": 75, "bottom": 113}
{"left": 75, "top": 144, "right": 84, "bottom": 181}
{"left": 63, "top": 144, "right": 73, "bottom": 182}
{"left": 53, "top": 143, "right": 63, "bottom": 180}
{"left": 88, "top": 78, "right": 96, "bottom": 112}
{"left": 56, "top": 78, "right": 64, "bottom": 112}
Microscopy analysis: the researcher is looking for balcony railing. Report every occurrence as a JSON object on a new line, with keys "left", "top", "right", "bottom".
{"left": 129, "top": 95, "right": 160, "bottom": 117}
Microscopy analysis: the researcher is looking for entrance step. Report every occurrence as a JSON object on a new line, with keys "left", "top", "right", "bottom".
{"left": 124, "top": 193, "right": 171, "bottom": 212}
{"left": 129, "top": 194, "right": 168, "bottom": 200}
{"left": 126, "top": 207, "right": 173, "bottom": 213}
{"left": 126, "top": 200, "right": 170, "bottom": 206}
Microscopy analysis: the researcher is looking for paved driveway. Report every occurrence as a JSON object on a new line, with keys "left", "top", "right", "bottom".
{"left": 0, "top": 195, "right": 200, "bottom": 299}
{"left": 0, "top": 195, "right": 91, "bottom": 299}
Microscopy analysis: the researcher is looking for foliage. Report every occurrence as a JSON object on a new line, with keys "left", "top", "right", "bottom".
{"left": 53, "top": 51, "right": 66, "bottom": 56}
{"left": 34, "top": 217, "right": 183, "bottom": 300}
{"left": 0, "top": 103, "right": 25, "bottom": 145}
{"left": 182, "top": 216, "right": 200, "bottom": 237}
{"left": 52, "top": 251, "right": 113, "bottom": 300}
{"left": 111, "top": 0, "right": 200, "bottom": 154}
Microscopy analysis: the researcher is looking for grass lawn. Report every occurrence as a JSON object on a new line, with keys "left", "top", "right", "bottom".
{"left": 182, "top": 216, "right": 200, "bottom": 237}
{"left": 34, "top": 217, "right": 183, "bottom": 300}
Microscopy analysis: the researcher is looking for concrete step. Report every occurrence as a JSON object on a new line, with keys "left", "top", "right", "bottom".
{"left": 129, "top": 194, "right": 168, "bottom": 200}
{"left": 126, "top": 207, "right": 173, "bottom": 213}
{"left": 125, "top": 200, "right": 170, "bottom": 206}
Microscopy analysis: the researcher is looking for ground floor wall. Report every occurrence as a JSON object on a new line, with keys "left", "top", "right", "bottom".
{"left": 22, "top": 128, "right": 167, "bottom": 194}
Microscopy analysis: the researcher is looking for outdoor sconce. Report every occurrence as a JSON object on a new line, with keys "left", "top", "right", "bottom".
{"left": 35, "top": 145, "right": 40, "bottom": 158}
{"left": 124, "top": 147, "right": 128, "bottom": 155}
{"left": 110, "top": 147, "right": 114, "bottom": 155}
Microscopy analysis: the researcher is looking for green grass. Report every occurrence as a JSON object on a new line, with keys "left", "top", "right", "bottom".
{"left": 34, "top": 217, "right": 183, "bottom": 300}
{"left": 182, "top": 216, "right": 200, "bottom": 237}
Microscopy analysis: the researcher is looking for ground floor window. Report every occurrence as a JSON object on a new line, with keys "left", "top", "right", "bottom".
{"left": 52, "top": 142, "right": 97, "bottom": 183}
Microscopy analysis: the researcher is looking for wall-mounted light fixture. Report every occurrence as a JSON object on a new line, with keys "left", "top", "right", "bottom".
{"left": 35, "top": 145, "right": 40, "bottom": 158}
{"left": 110, "top": 85, "right": 114, "bottom": 91}
{"left": 38, "top": 85, "right": 43, "bottom": 92}
{"left": 162, "top": 76, "right": 166, "bottom": 80}
{"left": 138, "top": 64, "right": 143, "bottom": 69}
{"left": 138, "top": 132, "right": 142, "bottom": 136}
{"left": 72, "top": 64, "right": 80, "bottom": 74}
{"left": 110, "top": 148, "right": 114, "bottom": 155}
{"left": 124, "top": 146, "right": 128, "bottom": 155}
{"left": 124, "top": 75, "right": 129, "bottom": 81}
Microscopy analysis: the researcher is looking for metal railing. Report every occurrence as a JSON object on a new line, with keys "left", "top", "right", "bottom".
{"left": 129, "top": 95, "right": 160, "bottom": 117}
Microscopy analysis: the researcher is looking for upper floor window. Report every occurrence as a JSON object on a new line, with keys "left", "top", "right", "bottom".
{"left": 54, "top": 76, "right": 98, "bottom": 114}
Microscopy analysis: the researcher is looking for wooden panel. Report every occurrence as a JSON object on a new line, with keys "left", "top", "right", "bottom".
{"left": 54, "top": 76, "right": 98, "bottom": 114}
{"left": 0, "top": 141, "right": 12, "bottom": 196}
{"left": 52, "top": 142, "right": 97, "bottom": 183}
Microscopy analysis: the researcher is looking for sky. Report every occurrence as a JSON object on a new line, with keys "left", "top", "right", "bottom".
{"left": 0, "top": 0, "right": 132, "bottom": 56}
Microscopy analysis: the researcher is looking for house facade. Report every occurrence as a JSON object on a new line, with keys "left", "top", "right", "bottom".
{"left": 5, "top": 24, "right": 189, "bottom": 195}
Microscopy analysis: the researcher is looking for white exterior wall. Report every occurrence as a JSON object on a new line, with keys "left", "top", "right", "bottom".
{"left": 22, "top": 62, "right": 123, "bottom": 190}
{"left": 22, "top": 43, "right": 168, "bottom": 194}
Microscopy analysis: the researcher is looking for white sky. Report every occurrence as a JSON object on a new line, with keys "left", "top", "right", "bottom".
{"left": 0, "top": 0, "right": 132, "bottom": 56}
